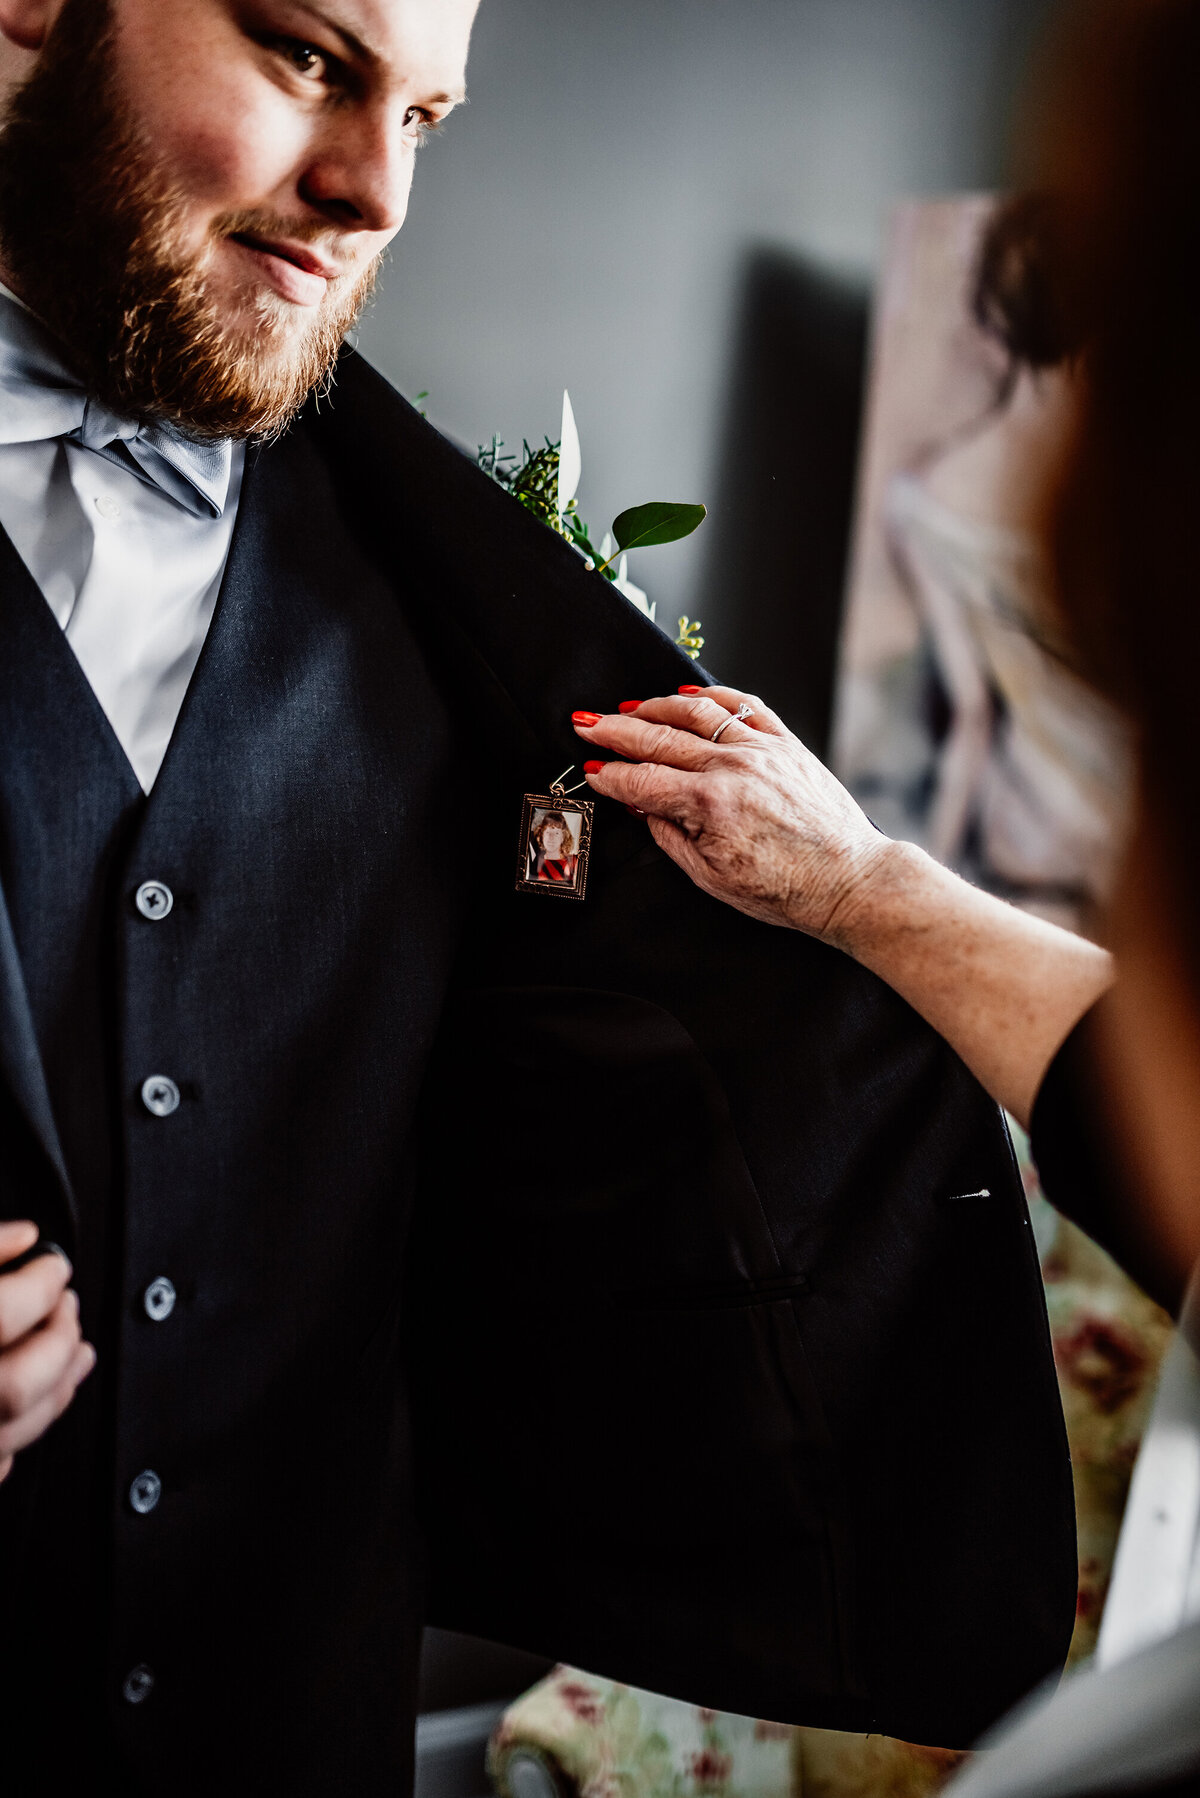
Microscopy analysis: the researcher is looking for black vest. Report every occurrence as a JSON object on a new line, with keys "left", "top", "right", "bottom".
{"left": 0, "top": 421, "right": 462, "bottom": 1791}
{"left": 0, "top": 358, "right": 1080, "bottom": 1793}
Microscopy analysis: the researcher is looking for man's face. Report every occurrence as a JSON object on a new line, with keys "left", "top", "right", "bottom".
{"left": 108, "top": 0, "right": 473, "bottom": 336}
{"left": 0, "top": 0, "right": 477, "bottom": 434}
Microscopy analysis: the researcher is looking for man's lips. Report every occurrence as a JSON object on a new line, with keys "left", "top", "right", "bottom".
{"left": 227, "top": 233, "right": 341, "bottom": 307}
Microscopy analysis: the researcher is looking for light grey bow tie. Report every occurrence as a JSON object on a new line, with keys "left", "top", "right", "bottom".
{"left": 0, "top": 285, "right": 232, "bottom": 520}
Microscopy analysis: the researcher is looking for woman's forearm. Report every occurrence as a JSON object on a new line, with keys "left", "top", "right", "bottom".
{"left": 822, "top": 838, "right": 1115, "bottom": 1128}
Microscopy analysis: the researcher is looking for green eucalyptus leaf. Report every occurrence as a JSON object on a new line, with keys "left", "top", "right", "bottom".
{"left": 612, "top": 501, "right": 707, "bottom": 553}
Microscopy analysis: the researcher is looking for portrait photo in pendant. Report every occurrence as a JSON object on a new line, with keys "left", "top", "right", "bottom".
{"left": 516, "top": 793, "right": 594, "bottom": 900}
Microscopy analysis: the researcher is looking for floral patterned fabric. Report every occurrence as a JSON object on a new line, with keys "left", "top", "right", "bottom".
{"left": 489, "top": 1126, "right": 1173, "bottom": 1798}
{"left": 1014, "top": 1129, "right": 1173, "bottom": 1667}
{"left": 488, "top": 1667, "right": 967, "bottom": 1798}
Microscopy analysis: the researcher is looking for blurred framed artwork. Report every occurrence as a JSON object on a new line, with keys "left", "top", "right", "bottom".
{"left": 832, "top": 196, "right": 1132, "bottom": 931}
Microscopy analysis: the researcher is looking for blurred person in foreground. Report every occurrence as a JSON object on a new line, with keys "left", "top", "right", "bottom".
{"left": 576, "top": 0, "right": 1200, "bottom": 1791}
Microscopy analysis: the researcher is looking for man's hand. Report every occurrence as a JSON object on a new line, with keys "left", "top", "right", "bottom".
{"left": 0, "top": 1221, "right": 95, "bottom": 1485}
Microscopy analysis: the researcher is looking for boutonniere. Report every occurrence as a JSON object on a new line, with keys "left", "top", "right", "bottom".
{"left": 411, "top": 386, "right": 709, "bottom": 902}
{"left": 476, "top": 391, "right": 707, "bottom": 661}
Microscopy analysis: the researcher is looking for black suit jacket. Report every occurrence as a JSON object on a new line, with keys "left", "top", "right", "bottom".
{"left": 319, "top": 356, "right": 1077, "bottom": 1743}
{"left": 0, "top": 353, "right": 1076, "bottom": 1790}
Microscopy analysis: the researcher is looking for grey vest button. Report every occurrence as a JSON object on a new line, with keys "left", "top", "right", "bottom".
{"left": 143, "top": 1277, "right": 177, "bottom": 1322}
{"left": 122, "top": 1664, "right": 155, "bottom": 1705}
{"left": 135, "top": 880, "right": 174, "bottom": 920}
{"left": 129, "top": 1469, "right": 162, "bottom": 1514}
{"left": 141, "top": 1075, "right": 180, "bottom": 1117}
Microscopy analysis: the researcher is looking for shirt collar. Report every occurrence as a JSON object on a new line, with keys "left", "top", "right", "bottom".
{"left": 0, "top": 282, "right": 235, "bottom": 519}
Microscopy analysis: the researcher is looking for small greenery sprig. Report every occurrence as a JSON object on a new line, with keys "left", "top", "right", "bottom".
{"left": 476, "top": 392, "right": 707, "bottom": 659}
{"left": 675, "top": 616, "right": 705, "bottom": 657}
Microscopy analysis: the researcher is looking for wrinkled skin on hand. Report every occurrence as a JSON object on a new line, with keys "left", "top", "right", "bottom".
{"left": 574, "top": 686, "right": 890, "bottom": 944}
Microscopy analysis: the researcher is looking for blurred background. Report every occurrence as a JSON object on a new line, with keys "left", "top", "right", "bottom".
{"left": 378, "top": 1, "right": 1067, "bottom": 1784}
{"left": 357, "top": 0, "right": 1057, "bottom": 757}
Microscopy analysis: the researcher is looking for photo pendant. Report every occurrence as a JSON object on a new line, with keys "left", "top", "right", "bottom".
{"left": 515, "top": 782, "right": 594, "bottom": 902}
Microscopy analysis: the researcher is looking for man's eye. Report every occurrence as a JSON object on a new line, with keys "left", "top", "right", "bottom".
{"left": 403, "top": 106, "right": 435, "bottom": 144}
{"left": 269, "top": 36, "right": 330, "bottom": 79}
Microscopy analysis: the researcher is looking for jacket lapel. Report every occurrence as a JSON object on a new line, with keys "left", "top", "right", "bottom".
{"left": 0, "top": 526, "right": 78, "bottom": 1222}
{"left": 0, "top": 872, "right": 74, "bottom": 1218}
{"left": 309, "top": 353, "right": 706, "bottom": 768}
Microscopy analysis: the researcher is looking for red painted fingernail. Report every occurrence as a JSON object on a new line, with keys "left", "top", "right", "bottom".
{"left": 625, "top": 805, "right": 648, "bottom": 817}
{"left": 678, "top": 685, "right": 702, "bottom": 695}
{"left": 583, "top": 761, "right": 605, "bottom": 775}
{"left": 572, "top": 711, "right": 602, "bottom": 726}
{"left": 618, "top": 700, "right": 642, "bottom": 714}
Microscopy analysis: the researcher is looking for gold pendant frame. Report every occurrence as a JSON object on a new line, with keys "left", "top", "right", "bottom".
{"left": 515, "top": 772, "right": 595, "bottom": 902}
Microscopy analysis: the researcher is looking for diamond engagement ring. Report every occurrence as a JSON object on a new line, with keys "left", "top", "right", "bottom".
{"left": 711, "top": 703, "right": 755, "bottom": 743}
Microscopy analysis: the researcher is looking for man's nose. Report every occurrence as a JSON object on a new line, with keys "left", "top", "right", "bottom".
{"left": 298, "top": 103, "right": 415, "bottom": 238}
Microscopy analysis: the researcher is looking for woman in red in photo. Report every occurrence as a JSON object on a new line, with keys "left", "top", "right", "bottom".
{"left": 529, "top": 809, "right": 578, "bottom": 884}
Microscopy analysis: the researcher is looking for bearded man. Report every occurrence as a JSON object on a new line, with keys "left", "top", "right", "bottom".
{"left": 0, "top": 2, "right": 1079, "bottom": 1792}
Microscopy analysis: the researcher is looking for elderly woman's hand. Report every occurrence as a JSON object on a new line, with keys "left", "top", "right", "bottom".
{"left": 572, "top": 685, "right": 890, "bottom": 945}
{"left": 573, "top": 682, "right": 1115, "bottom": 1127}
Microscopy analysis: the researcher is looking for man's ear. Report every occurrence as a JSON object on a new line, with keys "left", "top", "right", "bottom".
{"left": 0, "top": 0, "right": 64, "bottom": 53}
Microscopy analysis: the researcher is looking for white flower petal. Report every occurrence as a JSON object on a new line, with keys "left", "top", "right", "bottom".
{"left": 557, "top": 389, "right": 582, "bottom": 510}
{"left": 614, "top": 572, "right": 654, "bottom": 620}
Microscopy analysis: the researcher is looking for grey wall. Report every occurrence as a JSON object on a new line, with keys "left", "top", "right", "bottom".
{"left": 356, "top": 0, "right": 1055, "bottom": 744}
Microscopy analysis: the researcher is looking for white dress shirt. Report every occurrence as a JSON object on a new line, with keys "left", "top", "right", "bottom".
{"left": 0, "top": 281, "right": 245, "bottom": 791}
